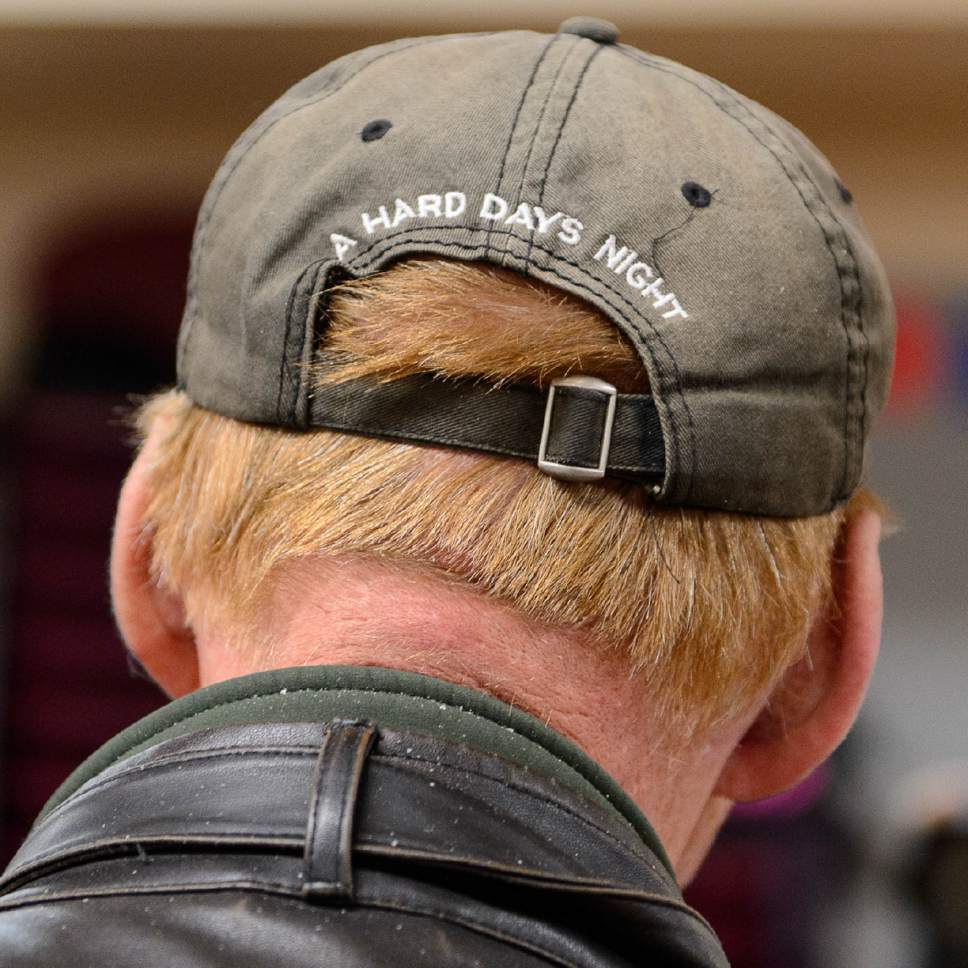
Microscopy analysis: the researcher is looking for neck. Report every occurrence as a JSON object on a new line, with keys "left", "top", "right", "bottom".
{"left": 195, "top": 554, "right": 742, "bottom": 882}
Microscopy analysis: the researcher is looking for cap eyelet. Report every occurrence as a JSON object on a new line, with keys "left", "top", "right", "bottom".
{"left": 681, "top": 181, "right": 712, "bottom": 208}
{"left": 835, "top": 179, "right": 853, "bottom": 205}
{"left": 361, "top": 119, "right": 393, "bottom": 142}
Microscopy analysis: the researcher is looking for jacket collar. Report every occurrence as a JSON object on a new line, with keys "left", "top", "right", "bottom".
{"left": 42, "top": 663, "right": 673, "bottom": 875}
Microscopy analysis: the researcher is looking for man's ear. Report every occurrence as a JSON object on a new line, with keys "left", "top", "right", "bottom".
{"left": 109, "top": 430, "right": 199, "bottom": 698}
{"left": 714, "top": 508, "right": 883, "bottom": 803}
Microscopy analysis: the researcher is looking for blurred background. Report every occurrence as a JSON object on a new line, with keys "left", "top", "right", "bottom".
{"left": 0, "top": 1, "right": 965, "bottom": 965}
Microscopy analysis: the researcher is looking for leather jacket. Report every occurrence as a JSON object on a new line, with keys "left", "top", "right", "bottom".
{"left": 0, "top": 664, "right": 728, "bottom": 966}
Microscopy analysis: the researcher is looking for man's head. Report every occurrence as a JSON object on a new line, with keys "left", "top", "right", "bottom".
{"left": 109, "top": 21, "right": 893, "bottom": 881}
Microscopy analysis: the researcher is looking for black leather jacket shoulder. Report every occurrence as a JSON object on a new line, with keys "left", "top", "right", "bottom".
{"left": 0, "top": 666, "right": 728, "bottom": 967}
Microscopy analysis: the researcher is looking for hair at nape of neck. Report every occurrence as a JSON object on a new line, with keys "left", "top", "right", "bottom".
{"left": 134, "top": 257, "right": 882, "bottom": 734}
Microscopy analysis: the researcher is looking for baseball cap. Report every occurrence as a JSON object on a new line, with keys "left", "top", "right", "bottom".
{"left": 176, "top": 17, "right": 895, "bottom": 517}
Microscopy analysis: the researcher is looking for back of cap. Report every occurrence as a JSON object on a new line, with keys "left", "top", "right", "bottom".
{"left": 177, "top": 23, "right": 895, "bottom": 517}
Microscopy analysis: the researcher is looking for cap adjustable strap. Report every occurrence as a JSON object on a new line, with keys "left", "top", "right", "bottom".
{"left": 306, "top": 373, "right": 665, "bottom": 485}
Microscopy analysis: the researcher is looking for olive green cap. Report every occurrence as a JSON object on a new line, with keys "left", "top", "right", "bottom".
{"left": 176, "top": 18, "right": 894, "bottom": 517}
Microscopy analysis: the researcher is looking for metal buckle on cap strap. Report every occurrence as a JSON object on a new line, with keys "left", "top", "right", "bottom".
{"left": 537, "top": 375, "right": 617, "bottom": 482}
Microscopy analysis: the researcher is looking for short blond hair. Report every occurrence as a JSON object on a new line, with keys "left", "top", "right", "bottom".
{"left": 136, "top": 259, "right": 878, "bottom": 731}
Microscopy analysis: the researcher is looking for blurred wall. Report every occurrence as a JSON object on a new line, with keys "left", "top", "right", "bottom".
{"left": 1, "top": 20, "right": 966, "bottom": 412}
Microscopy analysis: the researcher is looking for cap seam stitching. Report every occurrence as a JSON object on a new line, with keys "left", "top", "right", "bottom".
{"left": 277, "top": 259, "right": 324, "bottom": 423}
{"left": 486, "top": 33, "right": 559, "bottom": 255}
{"left": 354, "top": 229, "right": 683, "bottom": 482}
{"left": 303, "top": 223, "right": 685, "bottom": 492}
{"left": 529, "top": 42, "right": 605, "bottom": 267}
{"left": 617, "top": 47, "right": 867, "bottom": 504}
{"left": 289, "top": 264, "right": 331, "bottom": 426}
{"left": 295, "top": 281, "right": 326, "bottom": 427}
{"left": 180, "top": 32, "right": 494, "bottom": 380}
{"left": 561, "top": 47, "right": 694, "bottom": 501}
{"left": 503, "top": 38, "right": 579, "bottom": 266}
{"left": 181, "top": 36, "right": 429, "bottom": 375}
{"left": 315, "top": 225, "right": 682, "bottom": 469}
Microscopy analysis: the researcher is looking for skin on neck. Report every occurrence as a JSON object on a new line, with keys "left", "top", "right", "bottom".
{"left": 194, "top": 554, "right": 753, "bottom": 883}
{"left": 112, "top": 420, "right": 883, "bottom": 886}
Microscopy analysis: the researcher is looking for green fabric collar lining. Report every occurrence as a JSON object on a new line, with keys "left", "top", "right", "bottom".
{"left": 40, "top": 664, "right": 673, "bottom": 878}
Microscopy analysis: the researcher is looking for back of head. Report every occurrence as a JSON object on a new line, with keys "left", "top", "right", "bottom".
{"left": 134, "top": 19, "right": 894, "bottom": 738}
{"left": 137, "top": 257, "right": 878, "bottom": 736}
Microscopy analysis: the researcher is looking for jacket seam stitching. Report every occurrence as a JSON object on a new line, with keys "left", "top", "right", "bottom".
{"left": 0, "top": 885, "right": 585, "bottom": 968}
{"left": 24, "top": 747, "right": 654, "bottom": 879}
{"left": 373, "top": 751, "right": 656, "bottom": 868}
{"left": 39, "top": 749, "right": 317, "bottom": 827}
